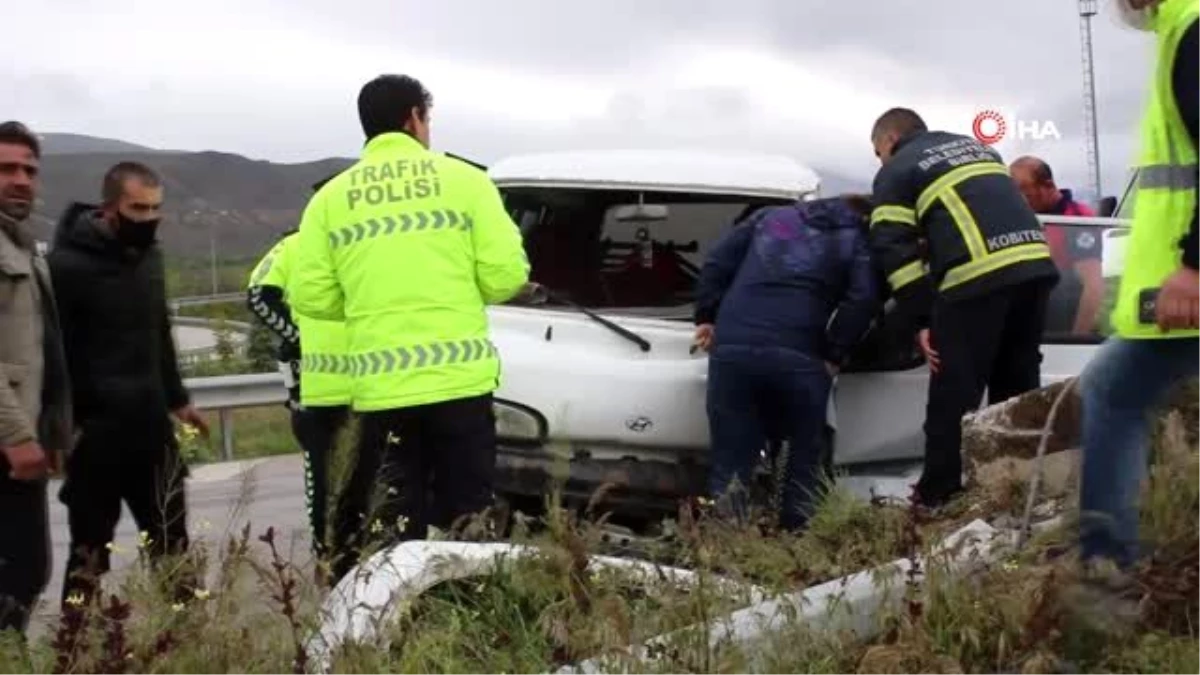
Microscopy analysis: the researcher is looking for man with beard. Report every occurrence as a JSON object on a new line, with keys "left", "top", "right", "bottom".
{"left": 0, "top": 120, "right": 73, "bottom": 634}
{"left": 48, "top": 161, "right": 208, "bottom": 609}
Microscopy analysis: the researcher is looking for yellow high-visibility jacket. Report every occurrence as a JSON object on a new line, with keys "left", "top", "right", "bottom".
{"left": 289, "top": 132, "right": 530, "bottom": 411}
{"left": 1111, "top": 0, "right": 1199, "bottom": 339}
{"left": 246, "top": 233, "right": 352, "bottom": 406}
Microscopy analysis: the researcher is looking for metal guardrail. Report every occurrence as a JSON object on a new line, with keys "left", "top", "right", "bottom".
{"left": 173, "top": 315, "right": 253, "bottom": 333}
{"left": 170, "top": 292, "right": 246, "bottom": 308}
{"left": 184, "top": 372, "right": 288, "bottom": 460}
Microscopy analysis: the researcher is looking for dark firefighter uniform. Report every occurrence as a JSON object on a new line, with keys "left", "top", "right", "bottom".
{"left": 869, "top": 130, "right": 1060, "bottom": 505}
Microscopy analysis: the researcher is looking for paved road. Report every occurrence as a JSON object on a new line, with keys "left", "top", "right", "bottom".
{"left": 171, "top": 324, "right": 248, "bottom": 352}
{"left": 172, "top": 325, "right": 224, "bottom": 351}
{"left": 30, "top": 454, "right": 310, "bottom": 632}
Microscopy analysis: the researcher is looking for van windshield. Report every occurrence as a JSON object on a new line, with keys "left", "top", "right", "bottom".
{"left": 500, "top": 186, "right": 792, "bottom": 320}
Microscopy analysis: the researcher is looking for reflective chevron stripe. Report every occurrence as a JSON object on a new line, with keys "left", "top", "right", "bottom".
{"left": 301, "top": 353, "right": 350, "bottom": 375}
{"left": 327, "top": 209, "right": 473, "bottom": 249}
{"left": 303, "top": 338, "right": 497, "bottom": 376}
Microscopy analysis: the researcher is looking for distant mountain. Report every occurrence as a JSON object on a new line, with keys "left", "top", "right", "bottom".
{"left": 38, "top": 132, "right": 167, "bottom": 156}
{"left": 29, "top": 134, "right": 355, "bottom": 259}
{"left": 27, "top": 132, "right": 873, "bottom": 260}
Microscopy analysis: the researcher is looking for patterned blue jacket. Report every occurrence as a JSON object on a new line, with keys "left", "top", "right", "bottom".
{"left": 694, "top": 196, "right": 881, "bottom": 364}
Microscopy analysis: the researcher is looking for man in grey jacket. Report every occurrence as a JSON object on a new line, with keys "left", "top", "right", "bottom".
{"left": 0, "top": 120, "right": 73, "bottom": 635}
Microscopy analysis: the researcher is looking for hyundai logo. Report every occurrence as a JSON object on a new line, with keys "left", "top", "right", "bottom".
{"left": 626, "top": 416, "right": 653, "bottom": 432}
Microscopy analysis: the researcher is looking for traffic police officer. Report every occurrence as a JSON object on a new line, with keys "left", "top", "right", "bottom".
{"left": 868, "top": 107, "right": 1060, "bottom": 508}
{"left": 246, "top": 179, "right": 376, "bottom": 580}
{"left": 1077, "top": 0, "right": 1197, "bottom": 573}
{"left": 290, "top": 74, "right": 530, "bottom": 557}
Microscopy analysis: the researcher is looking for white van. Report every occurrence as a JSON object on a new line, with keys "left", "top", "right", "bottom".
{"left": 481, "top": 149, "right": 1129, "bottom": 517}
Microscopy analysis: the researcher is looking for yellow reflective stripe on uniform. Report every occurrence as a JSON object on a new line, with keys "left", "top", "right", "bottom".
{"left": 888, "top": 260, "right": 927, "bottom": 291}
{"left": 328, "top": 209, "right": 473, "bottom": 249}
{"left": 870, "top": 205, "right": 917, "bottom": 228}
{"left": 939, "top": 188, "right": 989, "bottom": 259}
{"left": 1137, "top": 163, "right": 1199, "bottom": 190}
{"left": 915, "top": 163, "right": 1010, "bottom": 216}
{"left": 304, "top": 338, "right": 498, "bottom": 376}
{"left": 940, "top": 243, "right": 1051, "bottom": 291}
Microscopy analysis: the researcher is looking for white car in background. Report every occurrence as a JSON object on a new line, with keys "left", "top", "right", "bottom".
{"left": 478, "top": 149, "right": 1130, "bottom": 518}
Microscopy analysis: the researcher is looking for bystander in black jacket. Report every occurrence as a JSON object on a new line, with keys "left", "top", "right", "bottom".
{"left": 46, "top": 202, "right": 190, "bottom": 441}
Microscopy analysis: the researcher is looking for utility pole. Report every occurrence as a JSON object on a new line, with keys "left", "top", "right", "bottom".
{"left": 1078, "top": 0, "right": 1103, "bottom": 205}
{"left": 209, "top": 214, "right": 219, "bottom": 295}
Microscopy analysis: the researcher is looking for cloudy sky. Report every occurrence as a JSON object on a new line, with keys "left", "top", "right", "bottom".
{"left": 6, "top": 0, "right": 1153, "bottom": 196}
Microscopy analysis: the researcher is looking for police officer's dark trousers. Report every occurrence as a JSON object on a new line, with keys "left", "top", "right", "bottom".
{"left": 707, "top": 345, "right": 832, "bottom": 531}
{"left": 337, "top": 393, "right": 496, "bottom": 577}
{"left": 0, "top": 471, "right": 50, "bottom": 635}
{"left": 290, "top": 404, "right": 350, "bottom": 559}
{"left": 919, "top": 278, "right": 1054, "bottom": 505}
{"left": 59, "top": 418, "right": 190, "bottom": 609}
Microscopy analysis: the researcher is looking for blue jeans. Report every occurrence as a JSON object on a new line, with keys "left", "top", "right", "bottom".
{"left": 1079, "top": 336, "right": 1198, "bottom": 568}
{"left": 706, "top": 345, "right": 832, "bottom": 531}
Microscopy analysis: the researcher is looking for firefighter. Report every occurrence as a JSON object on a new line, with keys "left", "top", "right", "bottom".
{"left": 246, "top": 195, "right": 379, "bottom": 581}
{"left": 867, "top": 107, "right": 1060, "bottom": 508}
{"left": 289, "top": 74, "right": 530, "bottom": 563}
{"left": 1076, "top": 0, "right": 1197, "bottom": 585}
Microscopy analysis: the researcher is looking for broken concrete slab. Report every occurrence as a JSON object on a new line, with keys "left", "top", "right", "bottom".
{"left": 961, "top": 380, "right": 1082, "bottom": 470}
{"left": 973, "top": 449, "right": 1080, "bottom": 504}
{"left": 305, "top": 541, "right": 765, "bottom": 673}
{"left": 559, "top": 519, "right": 1003, "bottom": 674}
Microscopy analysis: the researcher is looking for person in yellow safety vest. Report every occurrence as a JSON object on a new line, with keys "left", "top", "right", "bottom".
{"left": 245, "top": 176, "right": 379, "bottom": 581}
{"left": 1075, "top": 0, "right": 1197, "bottom": 598}
{"left": 289, "top": 74, "right": 531, "bottom": 565}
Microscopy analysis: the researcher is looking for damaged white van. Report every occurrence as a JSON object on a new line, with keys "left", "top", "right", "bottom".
{"left": 481, "top": 149, "right": 1126, "bottom": 517}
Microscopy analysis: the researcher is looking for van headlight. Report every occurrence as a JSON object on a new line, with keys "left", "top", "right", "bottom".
{"left": 493, "top": 399, "right": 547, "bottom": 445}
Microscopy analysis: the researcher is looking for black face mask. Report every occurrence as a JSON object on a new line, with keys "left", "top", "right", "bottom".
{"left": 115, "top": 214, "right": 160, "bottom": 249}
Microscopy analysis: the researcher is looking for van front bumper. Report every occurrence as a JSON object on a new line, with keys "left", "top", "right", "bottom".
{"left": 494, "top": 443, "right": 707, "bottom": 518}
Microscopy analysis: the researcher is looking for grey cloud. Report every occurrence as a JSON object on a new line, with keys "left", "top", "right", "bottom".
{"left": 0, "top": 69, "right": 97, "bottom": 122}
{"left": 265, "top": 0, "right": 1149, "bottom": 101}
{"left": 10, "top": 0, "right": 1160, "bottom": 202}
{"left": 249, "top": 0, "right": 1154, "bottom": 169}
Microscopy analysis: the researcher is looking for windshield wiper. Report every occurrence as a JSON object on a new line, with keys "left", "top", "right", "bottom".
{"left": 517, "top": 284, "right": 652, "bottom": 353}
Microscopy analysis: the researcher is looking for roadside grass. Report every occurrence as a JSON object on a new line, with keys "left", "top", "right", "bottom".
{"left": 5, "top": 398, "right": 1195, "bottom": 673}
{"left": 175, "top": 405, "right": 297, "bottom": 463}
